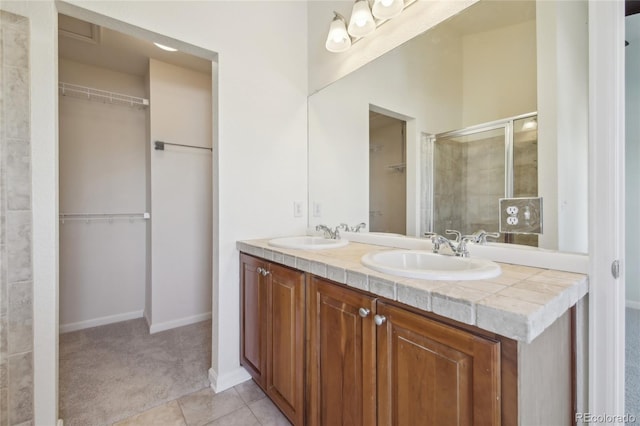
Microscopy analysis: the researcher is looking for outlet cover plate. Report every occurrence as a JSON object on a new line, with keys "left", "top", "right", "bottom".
{"left": 499, "top": 197, "right": 543, "bottom": 234}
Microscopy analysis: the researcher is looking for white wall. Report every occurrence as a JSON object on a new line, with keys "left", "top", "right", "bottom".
{"left": 626, "top": 15, "right": 640, "bottom": 307}
{"left": 462, "top": 20, "right": 537, "bottom": 126}
{"left": 58, "top": 59, "right": 147, "bottom": 332}
{"left": 55, "top": 0, "right": 309, "bottom": 395}
{"left": 537, "top": 0, "right": 589, "bottom": 253}
{"left": 148, "top": 58, "right": 212, "bottom": 332}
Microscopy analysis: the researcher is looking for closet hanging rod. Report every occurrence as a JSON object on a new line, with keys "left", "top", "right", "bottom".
{"left": 59, "top": 82, "right": 150, "bottom": 107}
{"left": 59, "top": 212, "right": 151, "bottom": 221}
{"left": 154, "top": 141, "right": 213, "bottom": 152}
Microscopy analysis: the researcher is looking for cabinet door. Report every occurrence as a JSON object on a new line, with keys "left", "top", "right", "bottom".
{"left": 266, "top": 262, "right": 305, "bottom": 426}
{"left": 307, "top": 277, "right": 377, "bottom": 426}
{"left": 376, "top": 302, "right": 501, "bottom": 426}
{"left": 240, "top": 254, "right": 267, "bottom": 387}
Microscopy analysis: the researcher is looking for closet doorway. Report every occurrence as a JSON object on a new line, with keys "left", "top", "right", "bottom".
{"left": 57, "top": 14, "right": 217, "bottom": 425}
{"left": 369, "top": 110, "right": 407, "bottom": 234}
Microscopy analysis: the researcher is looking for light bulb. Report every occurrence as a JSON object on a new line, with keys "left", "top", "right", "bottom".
{"left": 326, "top": 13, "right": 351, "bottom": 53}
{"left": 348, "top": 0, "right": 376, "bottom": 37}
{"left": 372, "top": 0, "right": 404, "bottom": 20}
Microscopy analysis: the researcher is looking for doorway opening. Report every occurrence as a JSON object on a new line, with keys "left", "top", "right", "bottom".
{"left": 369, "top": 111, "right": 407, "bottom": 234}
{"left": 57, "top": 12, "right": 217, "bottom": 425}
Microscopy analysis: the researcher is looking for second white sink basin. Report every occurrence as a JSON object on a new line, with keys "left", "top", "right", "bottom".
{"left": 268, "top": 236, "right": 349, "bottom": 250}
{"left": 361, "top": 250, "right": 501, "bottom": 281}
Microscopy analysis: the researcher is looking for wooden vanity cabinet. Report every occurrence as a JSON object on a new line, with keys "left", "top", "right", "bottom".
{"left": 376, "top": 301, "right": 501, "bottom": 426}
{"left": 307, "top": 276, "right": 377, "bottom": 425}
{"left": 240, "top": 254, "right": 305, "bottom": 425}
{"left": 307, "top": 277, "right": 501, "bottom": 426}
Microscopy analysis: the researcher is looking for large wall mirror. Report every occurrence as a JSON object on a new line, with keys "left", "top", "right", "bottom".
{"left": 308, "top": 0, "right": 588, "bottom": 254}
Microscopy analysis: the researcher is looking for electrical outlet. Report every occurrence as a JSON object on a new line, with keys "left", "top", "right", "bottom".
{"left": 499, "top": 197, "right": 543, "bottom": 234}
{"left": 313, "top": 202, "right": 322, "bottom": 218}
{"left": 293, "top": 201, "right": 303, "bottom": 218}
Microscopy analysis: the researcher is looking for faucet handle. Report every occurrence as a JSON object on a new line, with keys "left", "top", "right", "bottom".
{"left": 337, "top": 223, "right": 351, "bottom": 231}
{"left": 471, "top": 230, "right": 500, "bottom": 245}
{"left": 445, "top": 229, "right": 462, "bottom": 243}
{"left": 484, "top": 232, "right": 500, "bottom": 242}
{"left": 353, "top": 222, "right": 366, "bottom": 232}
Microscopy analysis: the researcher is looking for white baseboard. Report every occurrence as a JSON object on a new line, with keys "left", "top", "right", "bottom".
{"left": 57, "top": 419, "right": 63, "bottom": 426}
{"left": 149, "top": 312, "right": 211, "bottom": 334}
{"left": 59, "top": 310, "right": 144, "bottom": 333}
{"left": 209, "top": 367, "right": 251, "bottom": 393}
{"left": 627, "top": 300, "right": 640, "bottom": 310}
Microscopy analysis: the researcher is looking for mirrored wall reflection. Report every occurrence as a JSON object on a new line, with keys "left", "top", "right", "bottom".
{"left": 428, "top": 113, "right": 538, "bottom": 246}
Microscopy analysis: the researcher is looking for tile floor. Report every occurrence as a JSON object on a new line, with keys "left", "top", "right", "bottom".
{"left": 113, "top": 379, "right": 291, "bottom": 426}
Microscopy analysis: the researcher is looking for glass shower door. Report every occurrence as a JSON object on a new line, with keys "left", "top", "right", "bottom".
{"left": 431, "top": 126, "right": 507, "bottom": 239}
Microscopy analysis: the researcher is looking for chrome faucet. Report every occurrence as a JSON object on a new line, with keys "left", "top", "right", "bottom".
{"left": 353, "top": 222, "right": 366, "bottom": 232}
{"left": 316, "top": 224, "right": 340, "bottom": 239}
{"left": 336, "top": 222, "right": 367, "bottom": 232}
{"left": 424, "top": 229, "right": 484, "bottom": 257}
{"left": 469, "top": 229, "right": 500, "bottom": 245}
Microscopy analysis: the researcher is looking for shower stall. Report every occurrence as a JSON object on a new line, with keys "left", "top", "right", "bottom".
{"left": 423, "top": 112, "right": 539, "bottom": 246}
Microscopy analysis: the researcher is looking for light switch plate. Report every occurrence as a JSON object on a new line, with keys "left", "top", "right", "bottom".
{"left": 499, "top": 197, "right": 543, "bottom": 234}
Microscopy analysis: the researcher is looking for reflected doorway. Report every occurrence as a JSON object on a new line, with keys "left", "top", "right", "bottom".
{"left": 369, "top": 111, "right": 406, "bottom": 234}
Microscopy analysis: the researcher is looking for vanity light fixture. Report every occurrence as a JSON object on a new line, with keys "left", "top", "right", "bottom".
{"left": 153, "top": 42, "right": 177, "bottom": 52}
{"left": 325, "top": 12, "right": 352, "bottom": 53}
{"left": 372, "top": 0, "right": 404, "bottom": 20}
{"left": 347, "top": 0, "right": 376, "bottom": 38}
{"left": 326, "top": 0, "right": 410, "bottom": 52}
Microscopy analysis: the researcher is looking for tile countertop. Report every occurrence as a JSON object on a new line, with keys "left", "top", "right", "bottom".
{"left": 237, "top": 239, "right": 589, "bottom": 344}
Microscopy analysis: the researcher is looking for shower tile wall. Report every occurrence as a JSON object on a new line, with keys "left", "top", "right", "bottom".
{"left": 0, "top": 10, "right": 34, "bottom": 426}
{"left": 464, "top": 136, "right": 504, "bottom": 235}
{"left": 433, "top": 139, "right": 464, "bottom": 232}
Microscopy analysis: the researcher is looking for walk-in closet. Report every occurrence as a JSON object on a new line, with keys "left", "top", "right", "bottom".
{"left": 57, "top": 14, "right": 216, "bottom": 425}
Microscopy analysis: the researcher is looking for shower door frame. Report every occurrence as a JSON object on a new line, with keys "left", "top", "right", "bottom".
{"left": 423, "top": 111, "right": 537, "bottom": 236}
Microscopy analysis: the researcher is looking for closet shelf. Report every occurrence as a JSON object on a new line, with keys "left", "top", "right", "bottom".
{"left": 59, "top": 212, "right": 151, "bottom": 223}
{"left": 59, "top": 82, "right": 150, "bottom": 107}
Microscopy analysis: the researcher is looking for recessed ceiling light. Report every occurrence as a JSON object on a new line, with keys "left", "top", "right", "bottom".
{"left": 154, "top": 42, "right": 177, "bottom": 52}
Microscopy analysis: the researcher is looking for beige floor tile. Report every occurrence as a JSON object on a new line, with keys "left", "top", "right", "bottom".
{"left": 178, "top": 388, "right": 245, "bottom": 426}
{"left": 113, "top": 400, "right": 186, "bottom": 426}
{"left": 233, "top": 380, "right": 266, "bottom": 405}
{"left": 248, "top": 397, "right": 291, "bottom": 426}
{"left": 204, "top": 406, "right": 260, "bottom": 426}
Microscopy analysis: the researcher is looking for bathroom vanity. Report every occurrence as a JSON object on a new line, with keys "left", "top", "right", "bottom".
{"left": 238, "top": 238, "right": 588, "bottom": 426}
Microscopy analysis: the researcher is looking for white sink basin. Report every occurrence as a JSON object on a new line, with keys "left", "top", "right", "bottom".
{"left": 268, "top": 236, "right": 349, "bottom": 250}
{"left": 361, "top": 250, "right": 501, "bottom": 281}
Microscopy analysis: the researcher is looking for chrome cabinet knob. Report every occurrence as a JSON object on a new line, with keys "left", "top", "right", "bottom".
{"left": 358, "top": 307, "right": 371, "bottom": 318}
{"left": 261, "top": 269, "right": 270, "bottom": 276}
{"left": 374, "top": 315, "right": 386, "bottom": 326}
{"left": 256, "top": 267, "right": 264, "bottom": 274}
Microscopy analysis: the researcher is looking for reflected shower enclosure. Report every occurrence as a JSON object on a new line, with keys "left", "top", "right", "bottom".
{"left": 423, "top": 112, "right": 538, "bottom": 246}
